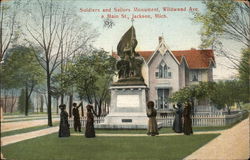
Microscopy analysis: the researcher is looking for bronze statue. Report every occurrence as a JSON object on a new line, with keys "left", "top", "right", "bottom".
{"left": 116, "top": 26, "right": 144, "bottom": 81}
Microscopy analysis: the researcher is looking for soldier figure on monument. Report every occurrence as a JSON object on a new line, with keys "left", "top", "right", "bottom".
{"left": 116, "top": 19, "right": 144, "bottom": 82}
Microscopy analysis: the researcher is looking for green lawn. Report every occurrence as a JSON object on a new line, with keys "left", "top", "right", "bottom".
{"left": 2, "top": 133, "right": 219, "bottom": 160}
{"left": 93, "top": 126, "right": 233, "bottom": 134}
{"left": 1, "top": 122, "right": 59, "bottom": 137}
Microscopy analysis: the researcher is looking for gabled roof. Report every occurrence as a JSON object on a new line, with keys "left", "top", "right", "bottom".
{"left": 172, "top": 49, "right": 215, "bottom": 69}
{"left": 112, "top": 49, "right": 215, "bottom": 69}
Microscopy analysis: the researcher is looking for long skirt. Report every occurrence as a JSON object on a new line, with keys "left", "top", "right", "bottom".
{"left": 147, "top": 117, "right": 159, "bottom": 136}
{"left": 85, "top": 121, "right": 95, "bottom": 138}
{"left": 58, "top": 124, "right": 70, "bottom": 137}
{"left": 183, "top": 116, "right": 193, "bottom": 135}
{"left": 172, "top": 114, "right": 182, "bottom": 133}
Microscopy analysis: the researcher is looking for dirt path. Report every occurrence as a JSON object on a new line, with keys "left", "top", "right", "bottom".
{"left": 71, "top": 130, "right": 222, "bottom": 137}
{"left": 1, "top": 118, "right": 59, "bottom": 132}
{"left": 1, "top": 126, "right": 59, "bottom": 146}
{"left": 184, "top": 118, "right": 249, "bottom": 160}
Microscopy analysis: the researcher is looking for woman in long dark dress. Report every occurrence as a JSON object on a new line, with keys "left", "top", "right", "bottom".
{"left": 58, "top": 104, "right": 70, "bottom": 137}
{"left": 172, "top": 103, "right": 183, "bottom": 133}
{"left": 183, "top": 102, "right": 193, "bottom": 135}
{"left": 85, "top": 104, "right": 96, "bottom": 138}
{"left": 147, "top": 101, "right": 159, "bottom": 136}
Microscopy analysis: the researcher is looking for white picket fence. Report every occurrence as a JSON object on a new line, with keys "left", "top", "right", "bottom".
{"left": 68, "top": 110, "right": 248, "bottom": 128}
{"left": 157, "top": 110, "right": 248, "bottom": 127}
{"left": 69, "top": 116, "right": 105, "bottom": 128}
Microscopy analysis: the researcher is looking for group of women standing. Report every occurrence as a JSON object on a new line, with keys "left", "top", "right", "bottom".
{"left": 58, "top": 104, "right": 96, "bottom": 138}
{"left": 59, "top": 100, "right": 193, "bottom": 138}
{"left": 172, "top": 102, "right": 193, "bottom": 135}
{"left": 146, "top": 100, "right": 193, "bottom": 136}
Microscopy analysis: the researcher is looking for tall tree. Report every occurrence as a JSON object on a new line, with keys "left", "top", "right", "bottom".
{"left": 24, "top": 0, "right": 96, "bottom": 126}
{"left": 3, "top": 45, "right": 44, "bottom": 115}
{"left": 0, "top": 0, "right": 21, "bottom": 119}
{"left": 0, "top": 0, "right": 21, "bottom": 61}
{"left": 193, "top": 0, "right": 250, "bottom": 69}
{"left": 238, "top": 48, "right": 250, "bottom": 102}
{"left": 67, "top": 49, "right": 116, "bottom": 116}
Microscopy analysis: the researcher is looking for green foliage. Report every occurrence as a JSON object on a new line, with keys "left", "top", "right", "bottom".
{"left": 170, "top": 81, "right": 247, "bottom": 110}
{"left": 54, "top": 49, "right": 116, "bottom": 115}
{"left": 193, "top": 0, "right": 249, "bottom": 48}
{"left": 238, "top": 48, "right": 250, "bottom": 102}
{"left": 211, "top": 80, "right": 248, "bottom": 109}
{"left": 170, "top": 82, "right": 216, "bottom": 103}
{"left": 3, "top": 45, "right": 45, "bottom": 115}
{"left": 3, "top": 45, "right": 45, "bottom": 89}
{"left": 71, "top": 50, "right": 116, "bottom": 104}
{"left": 18, "top": 89, "right": 33, "bottom": 113}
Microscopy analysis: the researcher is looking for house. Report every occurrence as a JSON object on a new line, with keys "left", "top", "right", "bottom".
{"left": 113, "top": 36, "right": 216, "bottom": 112}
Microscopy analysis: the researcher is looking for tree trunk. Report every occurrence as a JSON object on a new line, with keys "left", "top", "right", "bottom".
{"left": 40, "top": 95, "right": 44, "bottom": 112}
{"left": 10, "top": 90, "right": 16, "bottom": 113}
{"left": 98, "top": 100, "right": 102, "bottom": 117}
{"left": 56, "top": 97, "right": 59, "bottom": 114}
{"left": 81, "top": 105, "right": 84, "bottom": 117}
{"left": 3, "top": 95, "right": 7, "bottom": 113}
{"left": 47, "top": 69, "right": 52, "bottom": 126}
{"left": 68, "top": 94, "right": 73, "bottom": 118}
{"left": 25, "top": 86, "right": 29, "bottom": 116}
{"left": 60, "top": 94, "right": 64, "bottom": 104}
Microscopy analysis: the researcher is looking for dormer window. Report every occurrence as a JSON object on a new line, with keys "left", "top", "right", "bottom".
{"left": 155, "top": 61, "right": 171, "bottom": 79}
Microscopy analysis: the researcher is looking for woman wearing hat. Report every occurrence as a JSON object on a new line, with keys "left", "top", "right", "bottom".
{"left": 85, "top": 104, "right": 96, "bottom": 138}
{"left": 172, "top": 102, "right": 183, "bottom": 133}
{"left": 146, "top": 101, "right": 159, "bottom": 136}
{"left": 58, "top": 104, "right": 70, "bottom": 137}
{"left": 183, "top": 101, "right": 193, "bottom": 135}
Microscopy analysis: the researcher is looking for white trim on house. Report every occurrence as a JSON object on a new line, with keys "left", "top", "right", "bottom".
{"left": 147, "top": 38, "right": 180, "bottom": 66}
{"left": 180, "top": 56, "right": 189, "bottom": 68}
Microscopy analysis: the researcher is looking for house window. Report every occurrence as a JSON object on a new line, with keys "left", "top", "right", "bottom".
{"left": 190, "top": 70, "right": 201, "bottom": 81}
{"left": 156, "top": 61, "right": 171, "bottom": 78}
{"left": 157, "top": 89, "right": 169, "bottom": 109}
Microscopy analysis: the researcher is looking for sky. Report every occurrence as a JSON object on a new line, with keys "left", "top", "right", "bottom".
{"left": 4, "top": 0, "right": 242, "bottom": 80}
{"left": 72, "top": 1, "right": 243, "bottom": 80}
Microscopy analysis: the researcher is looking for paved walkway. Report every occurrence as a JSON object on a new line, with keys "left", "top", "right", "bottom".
{"left": 1, "top": 118, "right": 59, "bottom": 132}
{"left": 184, "top": 118, "right": 249, "bottom": 160}
{"left": 71, "top": 131, "right": 222, "bottom": 137}
{"left": 1, "top": 116, "right": 59, "bottom": 123}
{"left": 1, "top": 126, "right": 59, "bottom": 146}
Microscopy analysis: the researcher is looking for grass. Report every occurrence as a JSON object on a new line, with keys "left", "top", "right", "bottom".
{"left": 242, "top": 103, "right": 250, "bottom": 110}
{"left": 1, "top": 122, "right": 59, "bottom": 137}
{"left": 92, "top": 125, "right": 236, "bottom": 134}
{"left": 2, "top": 133, "right": 219, "bottom": 160}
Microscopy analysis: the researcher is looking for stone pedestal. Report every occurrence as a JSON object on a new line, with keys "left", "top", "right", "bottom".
{"left": 96, "top": 85, "right": 148, "bottom": 129}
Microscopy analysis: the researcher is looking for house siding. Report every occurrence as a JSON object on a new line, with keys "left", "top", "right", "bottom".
{"left": 148, "top": 51, "right": 179, "bottom": 104}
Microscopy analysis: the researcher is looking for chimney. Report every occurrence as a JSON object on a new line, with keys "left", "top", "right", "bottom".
{"left": 159, "top": 36, "right": 163, "bottom": 44}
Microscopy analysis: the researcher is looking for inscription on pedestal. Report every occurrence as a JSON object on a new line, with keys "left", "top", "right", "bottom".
{"left": 122, "top": 119, "right": 132, "bottom": 123}
{"left": 117, "top": 95, "right": 139, "bottom": 108}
